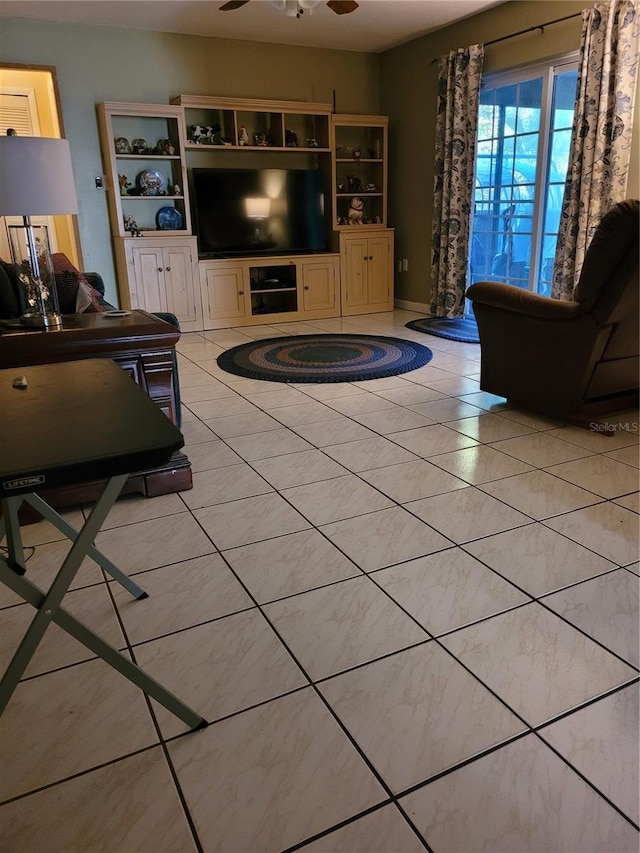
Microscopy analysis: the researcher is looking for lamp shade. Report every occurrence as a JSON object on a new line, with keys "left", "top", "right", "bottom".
{"left": 0, "top": 136, "right": 78, "bottom": 216}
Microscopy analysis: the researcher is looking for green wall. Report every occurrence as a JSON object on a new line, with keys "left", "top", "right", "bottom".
{"left": 0, "top": 17, "right": 380, "bottom": 304}
{"left": 380, "top": 0, "right": 640, "bottom": 307}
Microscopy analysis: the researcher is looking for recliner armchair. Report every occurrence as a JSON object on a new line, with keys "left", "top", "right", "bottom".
{"left": 467, "top": 199, "right": 639, "bottom": 419}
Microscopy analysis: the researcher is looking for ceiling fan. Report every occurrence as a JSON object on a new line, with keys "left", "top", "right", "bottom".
{"left": 220, "top": 1, "right": 359, "bottom": 18}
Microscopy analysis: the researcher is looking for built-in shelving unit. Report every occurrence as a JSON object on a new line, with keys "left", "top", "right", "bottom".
{"left": 97, "top": 97, "right": 394, "bottom": 330}
{"left": 331, "top": 114, "right": 388, "bottom": 230}
{"left": 171, "top": 95, "right": 332, "bottom": 153}
{"left": 97, "top": 102, "right": 191, "bottom": 237}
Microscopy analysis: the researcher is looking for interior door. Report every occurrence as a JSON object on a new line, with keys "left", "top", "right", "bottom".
{"left": 0, "top": 91, "right": 59, "bottom": 261}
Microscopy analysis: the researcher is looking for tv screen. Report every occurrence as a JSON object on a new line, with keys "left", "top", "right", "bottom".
{"left": 191, "top": 167, "right": 327, "bottom": 258}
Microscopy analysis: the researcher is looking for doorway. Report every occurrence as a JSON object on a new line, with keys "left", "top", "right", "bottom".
{"left": 0, "top": 64, "right": 82, "bottom": 267}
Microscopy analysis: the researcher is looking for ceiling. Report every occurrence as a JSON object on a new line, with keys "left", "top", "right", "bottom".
{"left": 0, "top": 0, "right": 507, "bottom": 53}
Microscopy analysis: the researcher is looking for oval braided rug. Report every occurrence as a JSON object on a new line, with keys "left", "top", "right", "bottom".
{"left": 217, "top": 334, "right": 433, "bottom": 383}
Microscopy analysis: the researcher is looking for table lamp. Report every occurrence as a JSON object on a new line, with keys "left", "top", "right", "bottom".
{"left": 0, "top": 131, "right": 79, "bottom": 328}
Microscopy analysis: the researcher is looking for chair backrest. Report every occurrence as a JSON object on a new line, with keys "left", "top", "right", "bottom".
{"left": 575, "top": 198, "right": 639, "bottom": 325}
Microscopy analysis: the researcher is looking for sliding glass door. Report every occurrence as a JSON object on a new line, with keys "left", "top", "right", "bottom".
{"left": 470, "top": 57, "right": 578, "bottom": 296}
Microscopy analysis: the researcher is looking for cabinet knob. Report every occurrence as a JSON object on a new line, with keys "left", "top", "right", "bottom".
{"left": 165, "top": 267, "right": 171, "bottom": 272}
{"left": 157, "top": 267, "right": 163, "bottom": 273}
{"left": 304, "top": 285, "right": 309, "bottom": 290}
{"left": 238, "top": 290, "right": 244, "bottom": 296}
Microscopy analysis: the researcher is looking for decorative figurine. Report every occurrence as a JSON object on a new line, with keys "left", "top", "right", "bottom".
{"left": 306, "top": 138, "right": 318, "bottom": 148}
{"left": 239, "top": 125, "right": 249, "bottom": 146}
{"left": 124, "top": 215, "right": 143, "bottom": 237}
{"left": 285, "top": 128, "right": 299, "bottom": 147}
{"left": 172, "top": 184, "right": 181, "bottom": 196}
{"left": 131, "top": 138, "right": 148, "bottom": 154}
{"left": 352, "top": 148, "right": 361, "bottom": 162}
{"left": 347, "top": 197, "right": 364, "bottom": 225}
{"left": 374, "top": 215, "right": 382, "bottom": 224}
{"left": 337, "top": 183, "right": 345, "bottom": 192}
{"left": 346, "top": 175, "right": 362, "bottom": 193}
{"left": 254, "top": 131, "right": 268, "bottom": 147}
{"left": 156, "top": 138, "right": 175, "bottom": 156}
{"left": 365, "top": 183, "right": 377, "bottom": 193}
{"left": 118, "top": 174, "right": 131, "bottom": 196}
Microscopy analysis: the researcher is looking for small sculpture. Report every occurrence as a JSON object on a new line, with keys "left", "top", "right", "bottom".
{"left": 118, "top": 174, "right": 131, "bottom": 196}
{"left": 337, "top": 183, "right": 345, "bottom": 192}
{"left": 239, "top": 125, "right": 249, "bottom": 146}
{"left": 254, "top": 131, "right": 268, "bottom": 147}
{"left": 348, "top": 197, "right": 364, "bottom": 225}
{"left": 156, "top": 138, "right": 175, "bottom": 156}
{"left": 191, "top": 124, "right": 224, "bottom": 145}
{"left": 306, "top": 138, "right": 318, "bottom": 148}
{"left": 346, "top": 175, "right": 362, "bottom": 193}
{"left": 285, "top": 128, "right": 299, "bottom": 147}
{"left": 365, "top": 183, "right": 377, "bottom": 193}
{"left": 374, "top": 215, "right": 382, "bottom": 225}
{"left": 124, "top": 215, "right": 142, "bottom": 237}
{"left": 172, "top": 184, "right": 181, "bottom": 196}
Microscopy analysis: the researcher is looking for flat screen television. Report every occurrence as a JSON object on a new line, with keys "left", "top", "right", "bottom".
{"left": 191, "top": 167, "right": 327, "bottom": 258}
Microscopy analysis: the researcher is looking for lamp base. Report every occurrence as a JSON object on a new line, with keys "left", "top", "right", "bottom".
{"left": 21, "top": 311, "right": 63, "bottom": 329}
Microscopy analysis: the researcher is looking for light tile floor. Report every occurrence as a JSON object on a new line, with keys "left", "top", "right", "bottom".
{"left": 1, "top": 309, "right": 638, "bottom": 852}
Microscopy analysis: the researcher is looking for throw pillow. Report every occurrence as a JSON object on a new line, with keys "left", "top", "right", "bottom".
{"left": 51, "top": 253, "right": 105, "bottom": 314}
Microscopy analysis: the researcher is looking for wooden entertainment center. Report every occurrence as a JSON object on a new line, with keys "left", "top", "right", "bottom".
{"left": 97, "top": 98, "right": 393, "bottom": 331}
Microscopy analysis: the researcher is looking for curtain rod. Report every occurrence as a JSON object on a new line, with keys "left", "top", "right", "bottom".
{"left": 430, "top": 10, "right": 583, "bottom": 64}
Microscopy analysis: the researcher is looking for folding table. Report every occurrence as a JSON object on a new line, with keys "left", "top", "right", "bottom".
{"left": 0, "top": 358, "right": 206, "bottom": 730}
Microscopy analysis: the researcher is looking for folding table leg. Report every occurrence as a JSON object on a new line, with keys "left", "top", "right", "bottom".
{"left": 0, "top": 475, "right": 126, "bottom": 715}
{"left": 24, "top": 493, "right": 147, "bottom": 600}
{"left": 0, "top": 498, "right": 27, "bottom": 575}
{"left": 0, "top": 561, "right": 206, "bottom": 730}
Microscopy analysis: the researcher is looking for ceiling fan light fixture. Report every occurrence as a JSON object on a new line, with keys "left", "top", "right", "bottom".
{"left": 266, "top": 0, "right": 321, "bottom": 18}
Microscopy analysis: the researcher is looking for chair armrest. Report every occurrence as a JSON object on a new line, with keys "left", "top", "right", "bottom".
{"left": 467, "top": 281, "right": 583, "bottom": 320}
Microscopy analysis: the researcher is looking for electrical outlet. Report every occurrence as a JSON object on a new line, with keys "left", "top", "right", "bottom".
{"left": 396, "top": 260, "right": 402, "bottom": 273}
{"left": 402, "top": 258, "right": 409, "bottom": 272}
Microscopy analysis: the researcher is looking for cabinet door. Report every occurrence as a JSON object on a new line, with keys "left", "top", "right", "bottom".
{"left": 130, "top": 245, "right": 167, "bottom": 313}
{"left": 162, "top": 242, "right": 202, "bottom": 332}
{"left": 301, "top": 260, "right": 337, "bottom": 314}
{"left": 341, "top": 237, "right": 369, "bottom": 312}
{"left": 201, "top": 265, "right": 248, "bottom": 325}
{"left": 366, "top": 235, "right": 393, "bottom": 311}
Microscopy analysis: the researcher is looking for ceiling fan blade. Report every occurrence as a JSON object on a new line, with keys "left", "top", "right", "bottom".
{"left": 326, "top": 0, "right": 359, "bottom": 14}
{"left": 219, "top": 0, "right": 251, "bottom": 10}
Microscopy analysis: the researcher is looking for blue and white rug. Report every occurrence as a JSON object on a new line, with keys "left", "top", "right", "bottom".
{"left": 217, "top": 334, "right": 433, "bottom": 383}
{"left": 405, "top": 316, "right": 480, "bottom": 344}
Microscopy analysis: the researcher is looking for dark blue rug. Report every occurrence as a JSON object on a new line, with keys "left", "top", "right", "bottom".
{"left": 217, "top": 334, "right": 433, "bottom": 383}
{"left": 405, "top": 316, "right": 480, "bottom": 344}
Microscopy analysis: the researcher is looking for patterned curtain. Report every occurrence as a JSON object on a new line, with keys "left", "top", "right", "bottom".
{"left": 552, "top": 0, "right": 640, "bottom": 301}
{"left": 430, "top": 45, "right": 484, "bottom": 318}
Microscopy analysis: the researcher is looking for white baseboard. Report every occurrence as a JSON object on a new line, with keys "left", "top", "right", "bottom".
{"left": 394, "top": 298, "right": 432, "bottom": 315}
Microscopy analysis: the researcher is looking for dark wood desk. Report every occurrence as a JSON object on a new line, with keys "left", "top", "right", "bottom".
{"left": 0, "top": 311, "right": 192, "bottom": 515}
{"left": 0, "top": 359, "right": 205, "bottom": 729}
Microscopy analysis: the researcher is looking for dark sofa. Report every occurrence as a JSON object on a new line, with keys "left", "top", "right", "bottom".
{"left": 0, "top": 259, "right": 183, "bottom": 427}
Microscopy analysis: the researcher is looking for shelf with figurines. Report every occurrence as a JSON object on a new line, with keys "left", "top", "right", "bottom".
{"left": 335, "top": 195, "right": 385, "bottom": 228}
